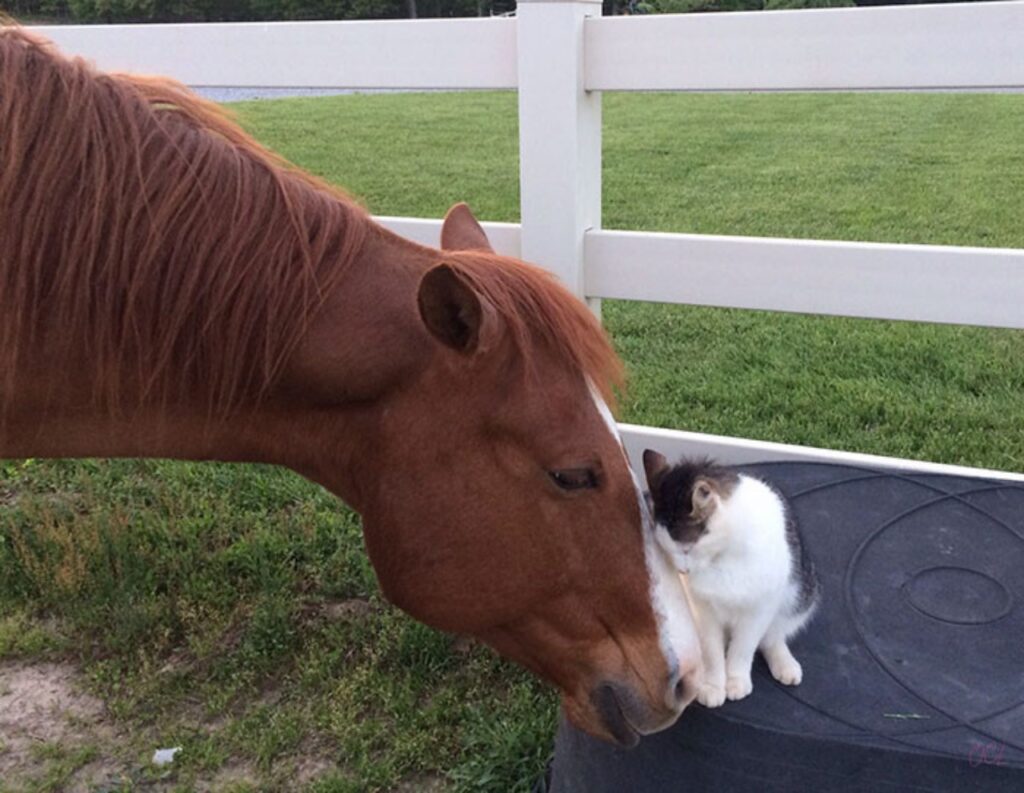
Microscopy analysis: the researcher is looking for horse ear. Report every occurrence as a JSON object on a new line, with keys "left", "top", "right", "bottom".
{"left": 642, "top": 449, "right": 669, "bottom": 488}
{"left": 441, "top": 202, "right": 494, "bottom": 252}
{"left": 418, "top": 264, "right": 497, "bottom": 354}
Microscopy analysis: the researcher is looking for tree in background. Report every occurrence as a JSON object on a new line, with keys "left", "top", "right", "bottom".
{"left": 626, "top": 0, "right": 853, "bottom": 13}
{"left": 609, "top": 0, "right": 1007, "bottom": 13}
{"left": 1, "top": 0, "right": 490, "bottom": 21}
{"left": 0, "top": 0, "right": 1001, "bottom": 24}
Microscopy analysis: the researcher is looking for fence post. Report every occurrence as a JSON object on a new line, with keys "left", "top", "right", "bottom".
{"left": 516, "top": 0, "right": 602, "bottom": 315}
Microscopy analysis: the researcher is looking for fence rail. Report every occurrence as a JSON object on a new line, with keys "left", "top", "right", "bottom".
{"left": 37, "top": 19, "right": 517, "bottom": 88}
{"left": 585, "top": 231, "right": 1024, "bottom": 329}
{"left": 381, "top": 219, "right": 1024, "bottom": 331}
{"left": 585, "top": 3, "right": 1024, "bottom": 91}
{"left": 32, "top": 3, "right": 1024, "bottom": 91}
{"left": 29, "top": 1, "right": 1024, "bottom": 480}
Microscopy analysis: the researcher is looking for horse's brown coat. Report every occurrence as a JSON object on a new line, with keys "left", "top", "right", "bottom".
{"left": 0, "top": 27, "right": 699, "bottom": 744}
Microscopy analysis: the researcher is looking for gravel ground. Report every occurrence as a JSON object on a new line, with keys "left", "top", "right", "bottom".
{"left": 0, "top": 660, "right": 126, "bottom": 790}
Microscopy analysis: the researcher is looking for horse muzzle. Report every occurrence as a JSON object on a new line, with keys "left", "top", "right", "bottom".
{"left": 588, "top": 670, "right": 699, "bottom": 748}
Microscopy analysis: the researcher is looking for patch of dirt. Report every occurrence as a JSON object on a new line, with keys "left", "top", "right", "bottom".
{"left": 295, "top": 754, "right": 337, "bottom": 786}
{"left": 201, "top": 760, "right": 260, "bottom": 792}
{"left": 0, "top": 660, "right": 127, "bottom": 790}
{"left": 391, "top": 772, "right": 448, "bottom": 792}
{"left": 289, "top": 735, "right": 339, "bottom": 786}
{"left": 0, "top": 660, "right": 372, "bottom": 791}
{"left": 321, "top": 598, "right": 376, "bottom": 621}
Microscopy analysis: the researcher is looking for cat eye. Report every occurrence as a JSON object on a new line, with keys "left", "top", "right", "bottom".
{"left": 549, "top": 467, "right": 599, "bottom": 491}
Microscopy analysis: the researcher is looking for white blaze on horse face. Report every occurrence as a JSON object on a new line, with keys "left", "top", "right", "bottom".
{"left": 643, "top": 515, "right": 701, "bottom": 695}
{"left": 589, "top": 389, "right": 701, "bottom": 706}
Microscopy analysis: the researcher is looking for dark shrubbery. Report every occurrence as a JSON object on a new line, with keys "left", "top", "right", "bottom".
{"left": 2, "top": 0, "right": 999, "bottom": 22}
{"left": 629, "top": 0, "right": 853, "bottom": 11}
{"left": 1, "top": 0, "right": 503, "bottom": 22}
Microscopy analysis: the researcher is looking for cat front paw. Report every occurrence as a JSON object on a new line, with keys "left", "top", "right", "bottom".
{"left": 697, "top": 682, "right": 726, "bottom": 708}
{"left": 771, "top": 659, "right": 803, "bottom": 686}
{"left": 726, "top": 675, "right": 753, "bottom": 701}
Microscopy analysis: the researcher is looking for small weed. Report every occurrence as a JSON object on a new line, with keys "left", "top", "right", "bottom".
{"left": 23, "top": 743, "right": 99, "bottom": 793}
{"left": 0, "top": 611, "right": 65, "bottom": 659}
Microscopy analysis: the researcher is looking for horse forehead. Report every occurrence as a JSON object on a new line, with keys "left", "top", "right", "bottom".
{"left": 493, "top": 367, "right": 598, "bottom": 431}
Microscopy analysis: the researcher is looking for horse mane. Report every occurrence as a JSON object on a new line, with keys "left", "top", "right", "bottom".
{"left": 0, "top": 26, "right": 369, "bottom": 413}
{"left": 0, "top": 26, "right": 622, "bottom": 419}
{"left": 442, "top": 252, "right": 625, "bottom": 408}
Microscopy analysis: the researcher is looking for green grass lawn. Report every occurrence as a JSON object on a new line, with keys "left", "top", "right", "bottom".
{"left": 1, "top": 91, "right": 1022, "bottom": 792}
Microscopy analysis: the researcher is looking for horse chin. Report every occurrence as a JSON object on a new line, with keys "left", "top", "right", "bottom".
{"left": 569, "top": 679, "right": 686, "bottom": 748}
{"left": 587, "top": 684, "right": 641, "bottom": 748}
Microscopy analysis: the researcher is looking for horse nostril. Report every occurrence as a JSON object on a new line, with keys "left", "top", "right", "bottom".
{"left": 674, "top": 676, "right": 687, "bottom": 704}
{"left": 670, "top": 665, "right": 700, "bottom": 709}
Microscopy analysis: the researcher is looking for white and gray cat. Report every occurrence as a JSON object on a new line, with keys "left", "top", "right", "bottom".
{"left": 643, "top": 451, "right": 820, "bottom": 708}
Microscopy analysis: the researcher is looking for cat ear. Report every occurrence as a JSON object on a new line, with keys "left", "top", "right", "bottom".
{"left": 691, "top": 478, "right": 718, "bottom": 518}
{"left": 643, "top": 449, "right": 669, "bottom": 488}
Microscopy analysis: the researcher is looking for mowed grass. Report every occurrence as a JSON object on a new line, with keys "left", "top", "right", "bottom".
{"left": 1, "top": 91, "right": 1023, "bottom": 791}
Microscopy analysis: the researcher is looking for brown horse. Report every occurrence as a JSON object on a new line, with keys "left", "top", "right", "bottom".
{"left": 0, "top": 28, "right": 700, "bottom": 745}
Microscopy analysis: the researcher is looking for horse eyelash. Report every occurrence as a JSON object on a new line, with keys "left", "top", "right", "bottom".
{"left": 549, "top": 468, "right": 599, "bottom": 491}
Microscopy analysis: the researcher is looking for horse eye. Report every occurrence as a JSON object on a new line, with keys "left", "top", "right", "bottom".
{"left": 549, "top": 468, "right": 598, "bottom": 491}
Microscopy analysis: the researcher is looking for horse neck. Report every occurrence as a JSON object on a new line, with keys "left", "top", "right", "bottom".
{"left": 0, "top": 222, "right": 439, "bottom": 509}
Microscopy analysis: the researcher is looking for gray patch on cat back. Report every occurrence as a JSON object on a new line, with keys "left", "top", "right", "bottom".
{"left": 773, "top": 482, "right": 821, "bottom": 616}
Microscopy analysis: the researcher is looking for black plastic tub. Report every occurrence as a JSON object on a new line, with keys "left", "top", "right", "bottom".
{"left": 549, "top": 462, "right": 1024, "bottom": 792}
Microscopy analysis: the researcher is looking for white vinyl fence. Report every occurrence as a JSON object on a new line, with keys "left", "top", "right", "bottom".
{"left": 31, "top": 1, "right": 1024, "bottom": 481}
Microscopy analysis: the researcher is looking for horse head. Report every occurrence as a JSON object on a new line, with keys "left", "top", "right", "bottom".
{"left": 0, "top": 30, "right": 699, "bottom": 743}
{"left": 334, "top": 205, "right": 702, "bottom": 745}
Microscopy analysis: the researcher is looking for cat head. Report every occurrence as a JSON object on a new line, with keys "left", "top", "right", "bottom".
{"left": 643, "top": 450, "right": 739, "bottom": 565}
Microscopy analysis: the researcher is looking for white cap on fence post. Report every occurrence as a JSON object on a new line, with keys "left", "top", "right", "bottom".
{"left": 516, "top": 0, "right": 603, "bottom": 316}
